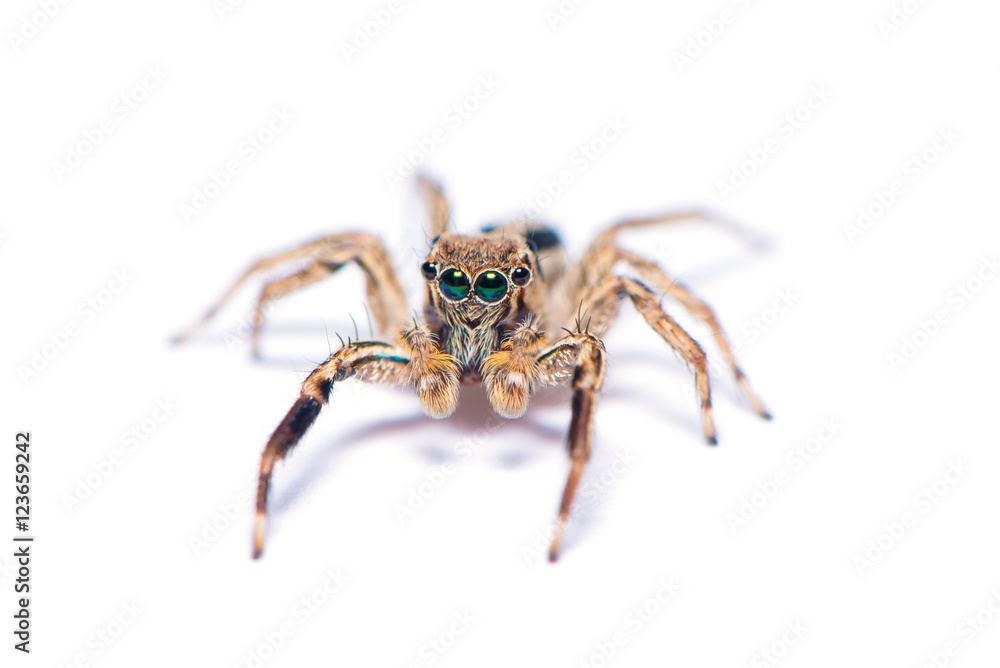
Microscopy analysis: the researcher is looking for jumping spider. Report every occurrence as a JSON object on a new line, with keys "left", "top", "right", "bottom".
{"left": 175, "top": 177, "right": 771, "bottom": 561}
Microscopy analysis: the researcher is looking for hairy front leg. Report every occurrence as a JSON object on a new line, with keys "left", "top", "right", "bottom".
{"left": 253, "top": 324, "right": 459, "bottom": 558}
{"left": 534, "top": 331, "right": 607, "bottom": 562}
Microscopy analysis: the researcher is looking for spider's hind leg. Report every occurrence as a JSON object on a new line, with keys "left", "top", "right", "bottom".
{"left": 417, "top": 175, "right": 452, "bottom": 238}
{"left": 578, "top": 274, "right": 719, "bottom": 445}
{"left": 577, "top": 212, "right": 771, "bottom": 420}
{"left": 173, "top": 233, "right": 408, "bottom": 356}
{"left": 614, "top": 248, "right": 771, "bottom": 419}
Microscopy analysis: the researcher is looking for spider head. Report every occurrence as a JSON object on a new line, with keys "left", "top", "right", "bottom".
{"left": 420, "top": 233, "right": 536, "bottom": 326}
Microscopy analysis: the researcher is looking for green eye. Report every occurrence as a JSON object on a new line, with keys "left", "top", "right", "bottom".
{"left": 439, "top": 268, "right": 470, "bottom": 301}
{"left": 474, "top": 270, "right": 508, "bottom": 303}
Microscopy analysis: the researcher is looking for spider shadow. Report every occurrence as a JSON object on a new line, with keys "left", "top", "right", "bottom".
{"left": 683, "top": 213, "right": 773, "bottom": 282}
{"left": 623, "top": 205, "right": 774, "bottom": 284}
{"left": 270, "top": 382, "right": 592, "bottom": 515}
{"left": 265, "top": 343, "right": 754, "bottom": 518}
{"left": 608, "top": 348, "right": 753, "bottom": 432}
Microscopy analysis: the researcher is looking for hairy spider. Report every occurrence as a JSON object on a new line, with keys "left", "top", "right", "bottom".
{"left": 174, "top": 177, "right": 771, "bottom": 561}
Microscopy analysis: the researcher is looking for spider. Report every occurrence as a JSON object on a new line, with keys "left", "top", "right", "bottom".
{"left": 174, "top": 177, "right": 771, "bottom": 561}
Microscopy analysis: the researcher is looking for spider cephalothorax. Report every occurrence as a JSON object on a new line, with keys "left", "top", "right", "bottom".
{"left": 174, "top": 176, "right": 771, "bottom": 562}
{"left": 420, "top": 233, "right": 540, "bottom": 383}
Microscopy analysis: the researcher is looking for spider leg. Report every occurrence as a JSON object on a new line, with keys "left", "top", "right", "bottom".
{"left": 580, "top": 274, "right": 718, "bottom": 444}
{"left": 245, "top": 261, "right": 339, "bottom": 358}
{"left": 253, "top": 324, "right": 459, "bottom": 559}
{"left": 538, "top": 274, "right": 720, "bottom": 560}
{"left": 417, "top": 175, "right": 452, "bottom": 238}
{"left": 612, "top": 247, "right": 770, "bottom": 419}
{"left": 558, "top": 211, "right": 710, "bottom": 324}
{"left": 587, "top": 210, "right": 713, "bottom": 249}
{"left": 173, "top": 233, "right": 407, "bottom": 354}
{"left": 574, "top": 211, "right": 770, "bottom": 419}
{"left": 533, "top": 331, "right": 607, "bottom": 562}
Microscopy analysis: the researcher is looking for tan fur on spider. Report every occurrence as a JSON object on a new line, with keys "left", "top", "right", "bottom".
{"left": 175, "top": 175, "right": 771, "bottom": 562}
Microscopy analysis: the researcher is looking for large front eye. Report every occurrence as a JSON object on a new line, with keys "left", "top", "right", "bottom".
{"left": 439, "top": 268, "right": 471, "bottom": 301}
{"left": 474, "top": 270, "right": 508, "bottom": 303}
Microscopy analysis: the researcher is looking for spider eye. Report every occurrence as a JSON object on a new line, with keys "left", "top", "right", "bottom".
{"left": 511, "top": 267, "right": 531, "bottom": 286}
{"left": 474, "top": 270, "right": 508, "bottom": 303}
{"left": 439, "top": 268, "right": 471, "bottom": 300}
{"left": 421, "top": 261, "right": 438, "bottom": 280}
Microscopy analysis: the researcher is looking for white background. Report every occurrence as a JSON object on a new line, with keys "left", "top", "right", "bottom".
{"left": 2, "top": 1, "right": 999, "bottom": 666}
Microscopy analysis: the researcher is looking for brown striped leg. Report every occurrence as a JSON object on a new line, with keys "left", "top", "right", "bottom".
{"left": 254, "top": 339, "right": 407, "bottom": 559}
{"left": 253, "top": 325, "right": 459, "bottom": 559}
{"left": 562, "top": 210, "right": 710, "bottom": 323}
{"left": 246, "top": 261, "right": 338, "bottom": 357}
{"left": 173, "top": 233, "right": 408, "bottom": 352}
{"left": 578, "top": 275, "right": 718, "bottom": 445}
{"left": 417, "top": 175, "right": 452, "bottom": 238}
{"left": 586, "top": 210, "right": 714, "bottom": 251}
{"left": 574, "top": 211, "right": 769, "bottom": 419}
{"left": 534, "top": 331, "right": 607, "bottom": 562}
{"left": 612, "top": 247, "right": 770, "bottom": 419}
